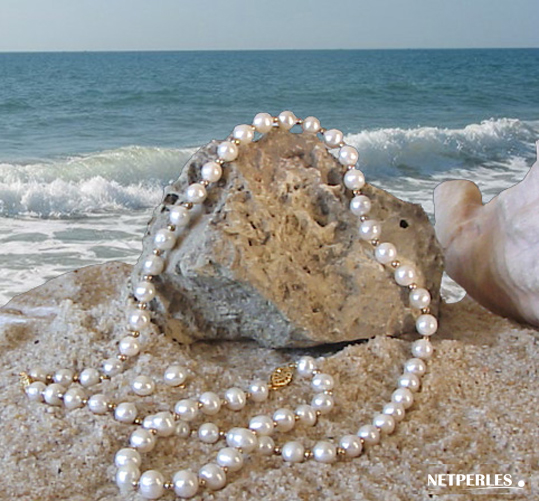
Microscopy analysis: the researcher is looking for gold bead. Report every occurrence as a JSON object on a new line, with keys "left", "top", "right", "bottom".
{"left": 134, "top": 418, "right": 143, "bottom": 425}
{"left": 391, "top": 260, "right": 400, "bottom": 268}
{"left": 152, "top": 249, "right": 162, "bottom": 256}
{"left": 408, "top": 283, "right": 417, "bottom": 290}
{"left": 359, "top": 215, "right": 368, "bottom": 222}
{"left": 107, "top": 403, "right": 116, "bottom": 411}
{"left": 370, "top": 238, "right": 380, "bottom": 247}
{"left": 421, "top": 307, "right": 431, "bottom": 314}
{"left": 182, "top": 201, "right": 194, "bottom": 209}
{"left": 352, "top": 189, "right": 363, "bottom": 196}
{"left": 167, "top": 224, "right": 176, "bottom": 232}
{"left": 117, "top": 354, "right": 128, "bottom": 361}
{"left": 273, "top": 446, "right": 282, "bottom": 455}
{"left": 304, "top": 450, "right": 314, "bottom": 460}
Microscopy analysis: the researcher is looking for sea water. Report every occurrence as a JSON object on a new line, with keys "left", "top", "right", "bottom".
{"left": 1, "top": 49, "right": 538, "bottom": 305}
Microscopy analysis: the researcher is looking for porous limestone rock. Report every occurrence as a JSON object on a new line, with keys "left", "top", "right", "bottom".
{"left": 133, "top": 129, "right": 443, "bottom": 348}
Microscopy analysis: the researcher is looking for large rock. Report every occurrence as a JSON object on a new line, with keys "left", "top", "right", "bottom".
{"left": 134, "top": 130, "right": 443, "bottom": 348}
{"left": 1, "top": 263, "right": 537, "bottom": 500}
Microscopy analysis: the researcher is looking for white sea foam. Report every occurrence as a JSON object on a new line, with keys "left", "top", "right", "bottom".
{"left": 0, "top": 146, "right": 196, "bottom": 217}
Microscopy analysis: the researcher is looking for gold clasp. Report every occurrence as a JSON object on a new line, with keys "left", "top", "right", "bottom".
{"left": 269, "top": 364, "right": 295, "bottom": 390}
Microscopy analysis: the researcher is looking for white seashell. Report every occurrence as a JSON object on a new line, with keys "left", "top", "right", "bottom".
{"left": 433, "top": 141, "right": 539, "bottom": 326}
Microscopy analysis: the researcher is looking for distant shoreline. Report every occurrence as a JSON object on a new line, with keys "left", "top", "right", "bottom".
{"left": 1, "top": 47, "right": 538, "bottom": 55}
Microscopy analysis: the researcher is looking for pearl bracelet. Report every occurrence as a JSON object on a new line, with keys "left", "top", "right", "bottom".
{"left": 21, "top": 111, "right": 437, "bottom": 500}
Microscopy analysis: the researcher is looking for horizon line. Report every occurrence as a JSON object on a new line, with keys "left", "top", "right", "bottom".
{"left": 0, "top": 46, "right": 538, "bottom": 55}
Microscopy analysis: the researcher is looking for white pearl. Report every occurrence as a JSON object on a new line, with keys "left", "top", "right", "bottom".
{"left": 339, "top": 435, "right": 363, "bottom": 458}
{"left": 302, "top": 116, "right": 321, "bottom": 133}
{"left": 343, "top": 168, "right": 365, "bottom": 190}
{"left": 359, "top": 219, "right": 381, "bottom": 241}
{"left": 398, "top": 372, "right": 421, "bottom": 392}
{"left": 311, "top": 393, "right": 334, "bottom": 414}
{"left": 153, "top": 228, "right": 176, "bottom": 250}
{"left": 233, "top": 124, "right": 255, "bottom": 144}
{"left": 338, "top": 145, "right": 359, "bottom": 166}
{"left": 25, "top": 381, "right": 46, "bottom": 402}
{"left": 198, "top": 391, "right": 221, "bottom": 415}
{"left": 198, "top": 464, "right": 226, "bottom": 491}
{"left": 278, "top": 110, "right": 297, "bottom": 130}
{"left": 311, "top": 373, "right": 334, "bottom": 392}
{"left": 53, "top": 369, "right": 74, "bottom": 387}
{"left": 217, "top": 141, "right": 239, "bottom": 162}
{"left": 176, "top": 421, "right": 191, "bottom": 438}
{"left": 201, "top": 161, "right": 223, "bottom": 183}
{"left": 357, "top": 424, "right": 380, "bottom": 445}
{"left": 28, "top": 366, "right": 48, "bottom": 383}
{"left": 409, "top": 288, "right": 431, "bottom": 309}
{"left": 350, "top": 195, "right": 372, "bottom": 216}
{"left": 132, "top": 375, "right": 155, "bottom": 396}
{"left": 217, "top": 447, "right": 244, "bottom": 472}
{"left": 252, "top": 112, "right": 273, "bottom": 133}
{"left": 186, "top": 183, "right": 207, "bottom": 204}
{"left": 248, "top": 380, "right": 269, "bottom": 402}
{"left": 295, "top": 404, "right": 317, "bottom": 426}
{"left": 258, "top": 436, "right": 275, "bottom": 456}
{"left": 128, "top": 309, "right": 151, "bottom": 331}
{"left": 79, "top": 368, "right": 101, "bottom": 387}
{"left": 313, "top": 441, "right": 337, "bottom": 463}
{"left": 164, "top": 365, "right": 187, "bottom": 387}
{"left": 134, "top": 281, "right": 156, "bottom": 303}
{"left": 103, "top": 357, "right": 123, "bottom": 376}
{"left": 273, "top": 408, "right": 295, "bottom": 432}
{"left": 416, "top": 314, "right": 438, "bottom": 336}
{"left": 411, "top": 338, "right": 434, "bottom": 359}
{"left": 281, "top": 441, "right": 304, "bottom": 463}
{"left": 394, "top": 264, "right": 417, "bottom": 286}
{"left": 43, "top": 383, "right": 64, "bottom": 406}
{"left": 198, "top": 423, "right": 220, "bottom": 444}
{"left": 373, "top": 413, "right": 396, "bottom": 434}
{"left": 297, "top": 356, "right": 316, "bottom": 376}
{"left": 375, "top": 242, "right": 397, "bottom": 265}
{"left": 114, "top": 402, "right": 138, "bottom": 424}
{"left": 174, "top": 399, "right": 199, "bottom": 422}
{"left": 88, "top": 394, "right": 108, "bottom": 415}
{"left": 226, "top": 427, "right": 257, "bottom": 453}
{"left": 119, "top": 336, "right": 141, "bottom": 358}
{"left": 139, "top": 470, "right": 165, "bottom": 499}
{"left": 383, "top": 402, "right": 406, "bottom": 422}
{"left": 143, "top": 414, "right": 156, "bottom": 429}
{"left": 324, "top": 128, "right": 344, "bottom": 148}
{"left": 169, "top": 205, "right": 190, "bottom": 226}
{"left": 249, "top": 415, "right": 274, "bottom": 436}
{"left": 404, "top": 358, "right": 427, "bottom": 376}
{"left": 224, "top": 387, "right": 246, "bottom": 411}
{"left": 116, "top": 464, "right": 140, "bottom": 493}
{"left": 173, "top": 470, "right": 198, "bottom": 499}
{"left": 152, "top": 411, "right": 176, "bottom": 437}
{"left": 142, "top": 255, "right": 165, "bottom": 275}
{"left": 115, "top": 448, "right": 142, "bottom": 468}
{"left": 391, "top": 388, "right": 414, "bottom": 409}
{"left": 130, "top": 428, "right": 156, "bottom": 452}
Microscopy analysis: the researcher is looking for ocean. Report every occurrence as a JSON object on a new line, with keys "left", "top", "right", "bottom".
{"left": 1, "top": 49, "right": 538, "bottom": 306}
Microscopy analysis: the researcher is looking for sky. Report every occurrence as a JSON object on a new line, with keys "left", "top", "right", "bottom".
{"left": 0, "top": 0, "right": 538, "bottom": 52}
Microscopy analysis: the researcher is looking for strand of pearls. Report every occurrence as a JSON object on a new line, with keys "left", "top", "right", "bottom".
{"left": 22, "top": 111, "right": 437, "bottom": 500}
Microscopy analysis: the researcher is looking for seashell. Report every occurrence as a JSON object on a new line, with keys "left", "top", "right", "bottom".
{"left": 433, "top": 141, "right": 539, "bottom": 326}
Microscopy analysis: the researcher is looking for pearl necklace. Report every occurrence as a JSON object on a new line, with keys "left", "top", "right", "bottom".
{"left": 21, "top": 111, "right": 438, "bottom": 500}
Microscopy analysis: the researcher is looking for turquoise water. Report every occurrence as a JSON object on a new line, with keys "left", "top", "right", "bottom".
{"left": 0, "top": 49, "right": 538, "bottom": 304}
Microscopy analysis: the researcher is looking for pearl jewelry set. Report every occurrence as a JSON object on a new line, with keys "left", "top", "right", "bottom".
{"left": 21, "top": 111, "right": 438, "bottom": 500}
